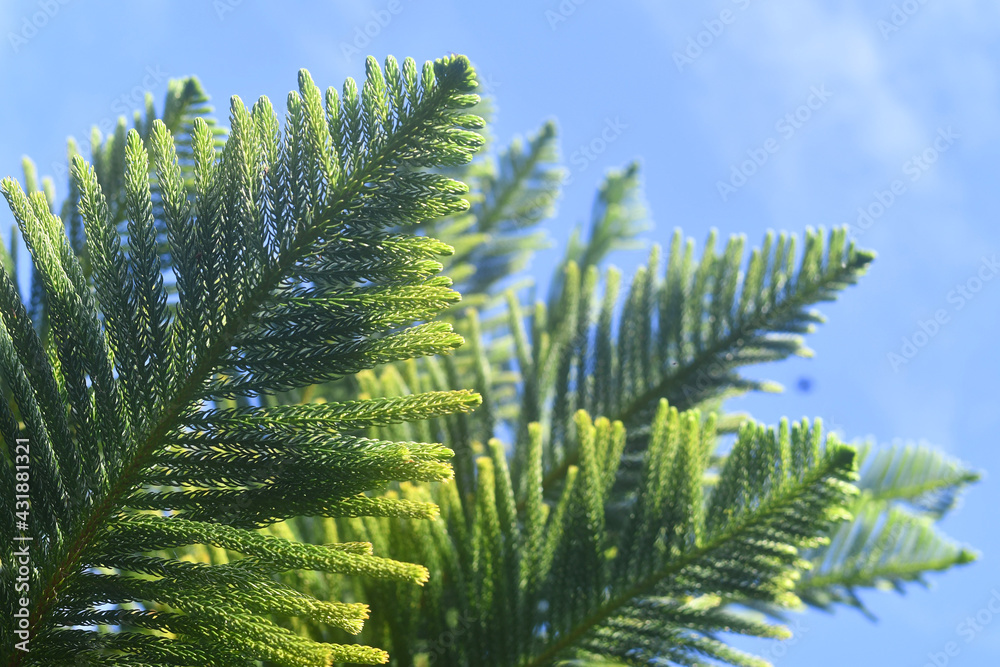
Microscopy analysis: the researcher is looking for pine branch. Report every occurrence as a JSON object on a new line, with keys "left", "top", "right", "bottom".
{"left": 797, "top": 502, "right": 975, "bottom": 617}
{"left": 1, "top": 54, "right": 484, "bottom": 667}
{"left": 794, "top": 442, "right": 978, "bottom": 616}
{"left": 525, "top": 226, "right": 874, "bottom": 499}
{"left": 523, "top": 414, "right": 856, "bottom": 667}
{"left": 852, "top": 441, "right": 980, "bottom": 517}
{"left": 340, "top": 403, "right": 858, "bottom": 667}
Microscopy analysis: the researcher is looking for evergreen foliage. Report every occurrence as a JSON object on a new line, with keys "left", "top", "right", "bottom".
{"left": 0, "top": 53, "right": 978, "bottom": 667}
{"left": 797, "top": 442, "right": 979, "bottom": 617}
{"left": 1, "top": 54, "right": 483, "bottom": 666}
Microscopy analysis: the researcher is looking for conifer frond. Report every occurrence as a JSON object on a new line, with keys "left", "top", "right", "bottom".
{"left": 796, "top": 442, "right": 978, "bottom": 616}
{"left": 344, "top": 406, "right": 857, "bottom": 667}
{"left": 0, "top": 54, "right": 483, "bottom": 666}
{"left": 852, "top": 441, "right": 980, "bottom": 517}
{"left": 797, "top": 503, "right": 975, "bottom": 616}
{"left": 507, "top": 225, "right": 872, "bottom": 493}
{"left": 593, "top": 226, "right": 872, "bottom": 422}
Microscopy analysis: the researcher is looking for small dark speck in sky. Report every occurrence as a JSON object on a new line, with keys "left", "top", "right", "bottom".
{"left": 796, "top": 377, "right": 813, "bottom": 393}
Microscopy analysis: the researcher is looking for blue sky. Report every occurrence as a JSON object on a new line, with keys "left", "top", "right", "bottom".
{"left": 1, "top": 1, "right": 998, "bottom": 664}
